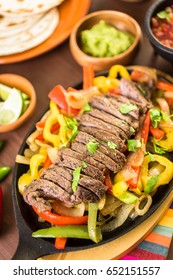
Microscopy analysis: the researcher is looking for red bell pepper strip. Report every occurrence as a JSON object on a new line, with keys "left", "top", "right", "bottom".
{"left": 109, "top": 88, "right": 121, "bottom": 95}
{"left": 156, "top": 80, "right": 173, "bottom": 92}
{"left": 32, "top": 206, "right": 88, "bottom": 226}
{"left": 54, "top": 237, "right": 67, "bottom": 250}
{"left": 0, "top": 186, "right": 2, "bottom": 225}
{"left": 127, "top": 111, "right": 150, "bottom": 188}
{"left": 83, "top": 65, "right": 94, "bottom": 90}
{"left": 48, "top": 85, "right": 79, "bottom": 116}
{"left": 104, "top": 170, "right": 113, "bottom": 193}
{"left": 149, "top": 125, "right": 165, "bottom": 140}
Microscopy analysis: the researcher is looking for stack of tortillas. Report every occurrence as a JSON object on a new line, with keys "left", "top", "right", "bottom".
{"left": 0, "top": 0, "right": 65, "bottom": 56}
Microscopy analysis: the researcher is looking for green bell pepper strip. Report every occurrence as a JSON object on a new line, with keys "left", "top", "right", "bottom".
{"left": 88, "top": 202, "right": 102, "bottom": 243}
{"left": 0, "top": 166, "right": 11, "bottom": 182}
{"left": 32, "top": 225, "right": 90, "bottom": 239}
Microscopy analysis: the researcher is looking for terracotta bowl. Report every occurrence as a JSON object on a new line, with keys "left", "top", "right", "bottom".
{"left": 0, "top": 73, "right": 36, "bottom": 133}
{"left": 69, "top": 10, "right": 142, "bottom": 71}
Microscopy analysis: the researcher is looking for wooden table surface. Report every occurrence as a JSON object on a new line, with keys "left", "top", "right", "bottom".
{"left": 0, "top": 0, "right": 173, "bottom": 260}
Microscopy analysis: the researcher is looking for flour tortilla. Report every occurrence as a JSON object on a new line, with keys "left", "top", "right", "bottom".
{"left": 0, "top": 13, "right": 43, "bottom": 37}
{"left": 0, "top": 8, "right": 59, "bottom": 56}
{"left": 0, "top": 0, "right": 64, "bottom": 16}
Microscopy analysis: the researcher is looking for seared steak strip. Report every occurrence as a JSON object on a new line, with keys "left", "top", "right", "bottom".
{"left": 71, "top": 142, "right": 122, "bottom": 173}
{"left": 78, "top": 113, "right": 128, "bottom": 140}
{"left": 80, "top": 126, "right": 127, "bottom": 152}
{"left": 74, "top": 131, "right": 126, "bottom": 167}
{"left": 55, "top": 153, "right": 105, "bottom": 182}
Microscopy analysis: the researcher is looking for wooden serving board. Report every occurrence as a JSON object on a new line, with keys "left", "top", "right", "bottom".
{"left": 38, "top": 190, "right": 173, "bottom": 260}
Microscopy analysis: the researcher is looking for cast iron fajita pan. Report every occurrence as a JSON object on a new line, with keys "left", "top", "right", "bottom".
{"left": 12, "top": 68, "right": 173, "bottom": 260}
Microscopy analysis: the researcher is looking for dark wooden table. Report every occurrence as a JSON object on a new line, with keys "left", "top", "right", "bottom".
{"left": 0, "top": 0, "right": 173, "bottom": 260}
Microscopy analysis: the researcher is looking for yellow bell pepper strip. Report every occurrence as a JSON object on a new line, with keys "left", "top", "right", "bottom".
{"left": 32, "top": 225, "right": 91, "bottom": 240}
{"left": 108, "top": 64, "right": 131, "bottom": 80}
{"left": 112, "top": 180, "right": 138, "bottom": 204}
{"left": 88, "top": 202, "right": 102, "bottom": 243}
{"left": 32, "top": 206, "right": 88, "bottom": 226}
{"left": 0, "top": 185, "right": 2, "bottom": 225}
{"left": 93, "top": 76, "right": 120, "bottom": 93}
{"left": 43, "top": 113, "right": 60, "bottom": 147}
{"left": 0, "top": 166, "right": 11, "bottom": 182}
{"left": 153, "top": 124, "right": 173, "bottom": 152}
{"left": 18, "top": 173, "right": 33, "bottom": 195}
{"left": 30, "top": 154, "right": 47, "bottom": 179}
{"left": 140, "top": 154, "right": 173, "bottom": 193}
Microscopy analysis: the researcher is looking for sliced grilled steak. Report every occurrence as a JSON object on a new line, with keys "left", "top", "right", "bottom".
{"left": 71, "top": 142, "right": 123, "bottom": 173}
{"left": 61, "top": 147, "right": 106, "bottom": 172}
{"left": 78, "top": 113, "right": 128, "bottom": 140}
{"left": 119, "top": 78, "right": 151, "bottom": 109}
{"left": 74, "top": 131, "right": 126, "bottom": 168}
{"left": 90, "top": 96, "right": 139, "bottom": 129}
{"left": 79, "top": 174, "right": 107, "bottom": 199}
{"left": 23, "top": 178, "right": 76, "bottom": 212}
{"left": 87, "top": 108, "right": 133, "bottom": 138}
{"left": 104, "top": 95, "right": 139, "bottom": 120}
{"left": 80, "top": 126, "right": 127, "bottom": 152}
{"left": 41, "top": 165, "right": 73, "bottom": 194}
{"left": 73, "top": 185, "right": 98, "bottom": 203}
{"left": 55, "top": 153, "right": 105, "bottom": 182}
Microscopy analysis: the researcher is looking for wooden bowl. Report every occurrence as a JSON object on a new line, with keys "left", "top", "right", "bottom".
{"left": 0, "top": 74, "right": 36, "bottom": 133}
{"left": 70, "top": 10, "right": 142, "bottom": 71}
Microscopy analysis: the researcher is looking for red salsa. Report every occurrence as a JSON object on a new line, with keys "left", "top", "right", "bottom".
{"left": 151, "top": 6, "right": 173, "bottom": 48}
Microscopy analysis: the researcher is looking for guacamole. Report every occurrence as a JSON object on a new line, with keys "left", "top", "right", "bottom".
{"left": 80, "top": 20, "right": 135, "bottom": 58}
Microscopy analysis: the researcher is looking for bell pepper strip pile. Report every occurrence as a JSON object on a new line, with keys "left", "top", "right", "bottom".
{"left": 140, "top": 154, "right": 173, "bottom": 193}
{"left": 0, "top": 186, "right": 2, "bottom": 225}
{"left": 32, "top": 206, "right": 88, "bottom": 226}
{"left": 48, "top": 85, "right": 79, "bottom": 116}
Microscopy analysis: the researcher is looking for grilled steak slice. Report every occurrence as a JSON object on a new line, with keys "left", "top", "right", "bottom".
{"left": 78, "top": 113, "right": 128, "bottom": 140}
{"left": 79, "top": 174, "right": 107, "bottom": 199}
{"left": 71, "top": 142, "right": 122, "bottom": 173}
{"left": 90, "top": 96, "right": 139, "bottom": 129}
{"left": 23, "top": 178, "right": 76, "bottom": 212}
{"left": 119, "top": 78, "right": 151, "bottom": 109}
{"left": 74, "top": 185, "right": 98, "bottom": 203}
{"left": 104, "top": 95, "right": 139, "bottom": 120}
{"left": 80, "top": 126, "right": 127, "bottom": 152}
{"left": 87, "top": 108, "right": 133, "bottom": 138}
{"left": 41, "top": 165, "right": 73, "bottom": 194}
{"left": 55, "top": 153, "right": 105, "bottom": 182}
{"left": 61, "top": 148, "right": 106, "bottom": 172}
{"left": 75, "top": 131, "right": 126, "bottom": 167}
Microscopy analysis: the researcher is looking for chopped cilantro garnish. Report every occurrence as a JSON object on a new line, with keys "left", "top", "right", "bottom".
{"left": 72, "top": 167, "right": 82, "bottom": 192}
{"left": 157, "top": 10, "right": 171, "bottom": 21}
{"left": 86, "top": 139, "right": 99, "bottom": 153}
{"left": 130, "top": 126, "right": 135, "bottom": 133}
{"left": 127, "top": 139, "right": 142, "bottom": 152}
{"left": 153, "top": 143, "right": 166, "bottom": 154}
{"left": 149, "top": 107, "right": 167, "bottom": 128}
{"left": 61, "top": 117, "right": 78, "bottom": 148}
{"left": 119, "top": 103, "right": 137, "bottom": 114}
{"left": 81, "top": 102, "right": 92, "bottom": 114}
{"left": 107, "top": 141, "right": 117, "bottom": 149}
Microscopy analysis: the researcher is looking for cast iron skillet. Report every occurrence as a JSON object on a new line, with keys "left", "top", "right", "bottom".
{"left": 12, "top": 69, "right": 173, "bottom": 260}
